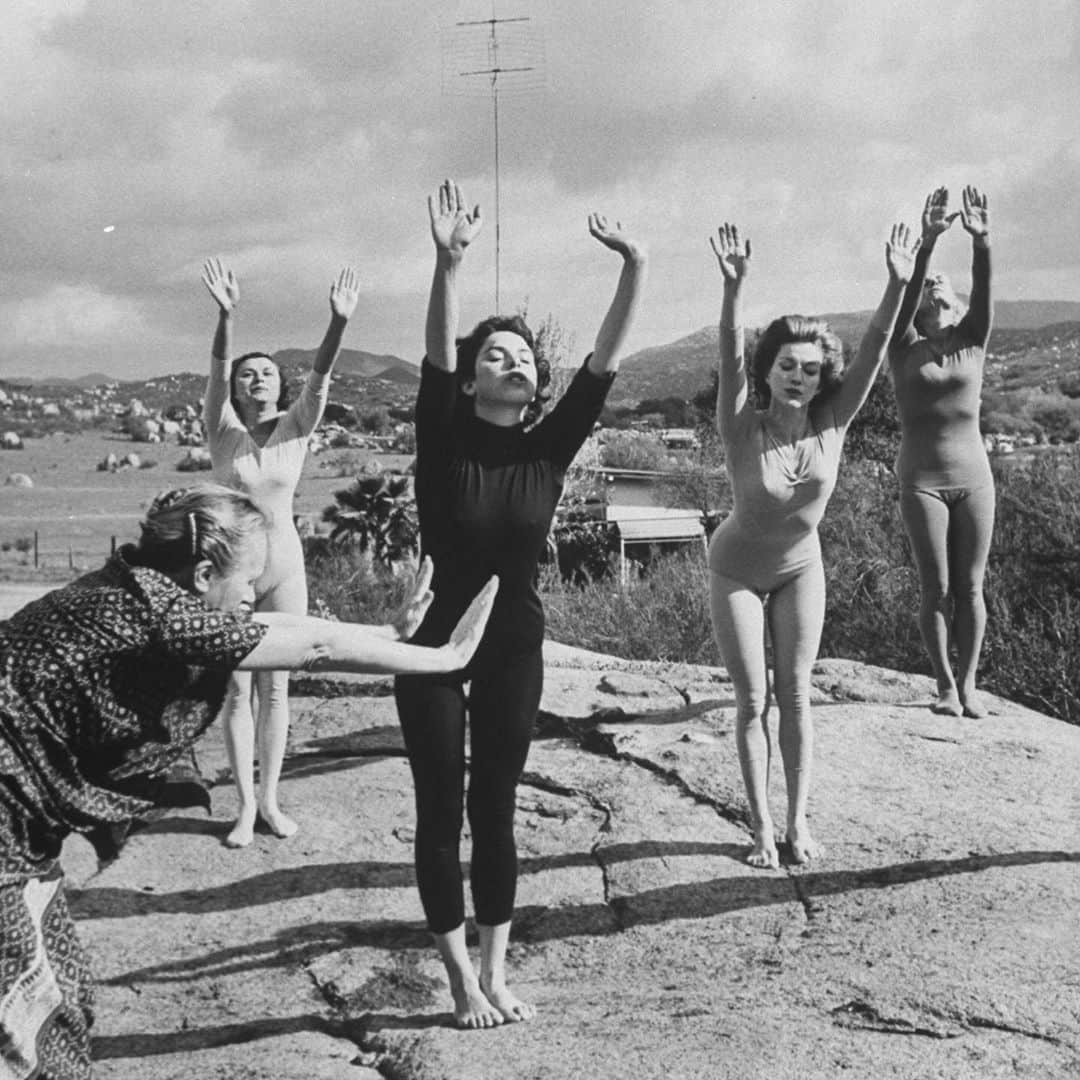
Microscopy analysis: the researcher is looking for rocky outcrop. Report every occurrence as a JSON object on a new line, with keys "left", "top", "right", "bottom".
{"left": 65, "top": 649, "right": 1080, "bottom": 1080}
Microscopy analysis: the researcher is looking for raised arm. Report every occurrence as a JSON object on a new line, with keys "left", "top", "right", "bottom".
{"left": 586, "top": 214, "right": 648, "bottom": 376}
{"left": 891, "top": 187, "right": 955, "bottom": 350}
{"left": 425, "top": 179, "right": 482, "bottom": 372}
{"left": 708, "top": 223, "right": 752, "bottom": 440}
{"left": 241, "top": 575, "right": 497, "bottom": 673}
{"left": 957, "top": 185, "right": 993, "bottom": 348}
{"left": 312, "top": 266, "right": 360, "bottom": 376}
{"left": 834, "top": 223, "right": 920, "bottom": 428}
{"left": 201, "top": 258, "right": 239, "bottom": 425}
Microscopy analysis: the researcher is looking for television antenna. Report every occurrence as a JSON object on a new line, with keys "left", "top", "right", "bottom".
{"left": 443, "top": 5, "right": 544, "bottom": 312}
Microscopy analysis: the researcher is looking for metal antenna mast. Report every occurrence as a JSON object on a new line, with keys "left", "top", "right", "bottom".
{"left": 453, "top": 5, "right": 536, "bottom": 312}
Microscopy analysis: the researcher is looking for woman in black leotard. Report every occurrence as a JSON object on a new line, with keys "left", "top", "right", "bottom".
{"left": 395, "top": 179, "right": 647, "bottom": 1030}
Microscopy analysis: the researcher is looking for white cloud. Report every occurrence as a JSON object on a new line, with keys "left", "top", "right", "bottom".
{"left": 7, "top": 284, "right": 146, "bottom": 346}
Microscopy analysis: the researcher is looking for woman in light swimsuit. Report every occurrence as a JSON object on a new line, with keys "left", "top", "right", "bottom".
{"left": 201, "top": 259, "right": 359, "bottom": 847}
{"left": 889, "top": 186, "right": 994, "bottom": 719}
{"left": 708, "top": 220, "right": 919, "bottom": 869}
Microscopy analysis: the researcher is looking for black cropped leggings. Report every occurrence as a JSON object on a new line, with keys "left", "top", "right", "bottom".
{"left": 393, "top": 648, "right": 543, "bottom": 934}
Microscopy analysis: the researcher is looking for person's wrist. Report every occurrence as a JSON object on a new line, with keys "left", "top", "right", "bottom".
{"left": 972, "top": 233, "right": 990, "bottom": 250}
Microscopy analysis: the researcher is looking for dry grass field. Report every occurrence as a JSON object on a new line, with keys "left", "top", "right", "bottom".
{"left": 0, "top": 430, "right": 411, "bottom": 581}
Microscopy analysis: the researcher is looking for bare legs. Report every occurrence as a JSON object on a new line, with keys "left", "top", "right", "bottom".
{"left": 709, "top": 564, "right": 826, "bottom": 867}
{"left": 710, "top": 572, "right": 777, "bottom": 867}
{"left": 900, "top": 486, "right": 995, "bottom": 717}
{"left": 431, "top": 921, "right": 536, "bottom": 1029}
{"left": 222, "top": 572, "right": 306, "bottom": 847}
{"left": 433, "top": 925, "right": 503, "bottom": 1029}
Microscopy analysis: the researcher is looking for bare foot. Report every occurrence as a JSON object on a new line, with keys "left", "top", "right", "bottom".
{"left": 931, "top": 688, "right": 962, "bottom": 717}
{"left": 480, "top": 976, "right": 536, "bottom": 1023}
{"left": 258, "top": 806, "right": 298, "bottom": 839}
{"left": 746, "top": 826, "right": 779, "bottom": 870}
{"left": 960, "top": 688, "right": 987, "bottom": 718}
{"left": 224, "top": 813, "right": 255, "bottom": 849}
{"left": 450, "top": 978, "right": 504, "bottom": 1030}
{"left": 786, "top": 819, "right": 823, "bottom": 865}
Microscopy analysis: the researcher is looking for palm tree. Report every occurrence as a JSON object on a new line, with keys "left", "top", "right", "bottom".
{"left": 322, "top": 472, "right": 419, "bottom": 569}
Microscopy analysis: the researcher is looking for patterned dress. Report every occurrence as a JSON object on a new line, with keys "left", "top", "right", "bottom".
{"left": 0, "top": 547, "right": 266, "bottom": 1079}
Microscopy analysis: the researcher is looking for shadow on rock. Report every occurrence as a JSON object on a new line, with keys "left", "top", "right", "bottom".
{"left": 89, "top": 850, "right": 1079, "bottom": 987}
{"left": 92, "top": 1012, "right": 367, "bottom": 1061}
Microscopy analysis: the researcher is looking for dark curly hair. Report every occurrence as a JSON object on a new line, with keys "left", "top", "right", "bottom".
{"left": 751, "top": 316, "right": 844, "bottom": 407}
{"left": 455, "top": 315, "right": 552, "bottom": 426}
{"left": 230, "top": 352, "right": 290, "bottom": 414}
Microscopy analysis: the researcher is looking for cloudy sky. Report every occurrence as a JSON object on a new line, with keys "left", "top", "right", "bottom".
{"left": 1, "top": 0, "right": 1077, "bottom": 379}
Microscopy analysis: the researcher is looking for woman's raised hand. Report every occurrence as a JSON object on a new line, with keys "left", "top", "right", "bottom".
{"left": 921, "top": 186, "right": 957, "bottom": 242}
{"left": 885, "top": 222, "right": 921, "bottom": 283}
{"left": 201, "top": 258, "right": 239, "bottom": 314}
{"left": 428, "top": 179, "right": 482, "bottom": 259}
{"left": 959, "top": 185, "right": 990, "bottom": 242}
{"left": 445, "top": 576, "right": 500, "bottom": 667}
{"left": 392, "top": 556, "right": 435, "bottom": 641}
{"left": 329, "top": 266, "right": 360, "bottom": 321}
{"left": 709, "top": 223, "right": 751, "bottom": 284}
{"left": 588, "top": 213, "right": 645, "bottom": 262}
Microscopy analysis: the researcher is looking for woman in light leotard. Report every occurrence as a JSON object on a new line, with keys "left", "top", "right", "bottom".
{"left": 889, "top": 186, "right": 994, "bottom": 719}
{"left": 708, "top": 220, "right": 920, "bottom": 869}
{"left": 201, "top": 259, "right": 359, "bottom": 847}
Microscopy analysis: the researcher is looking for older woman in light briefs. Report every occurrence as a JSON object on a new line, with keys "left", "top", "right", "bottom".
{"left": 708, "top": 219, "right": 920, "bottom": 869}
{"left": 889, "top": 186, "right": 994, "bottom": 719}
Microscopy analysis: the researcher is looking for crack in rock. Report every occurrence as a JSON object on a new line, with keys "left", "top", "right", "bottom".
{"left": 788, "top": 875, "right": 823, "bottom": 928}
{"left": 518, "top": 770, "right": 618, "bottom": 914}
{"left": 831, "top": 1000, "right": 959, "bottom": 1039}
{"left": 923, "top": 1005, "right": 1067, "bottom": 1047}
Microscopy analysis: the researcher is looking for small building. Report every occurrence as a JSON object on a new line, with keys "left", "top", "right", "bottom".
{"left": 605, "top": 505, "right": 707, "bottom": 585}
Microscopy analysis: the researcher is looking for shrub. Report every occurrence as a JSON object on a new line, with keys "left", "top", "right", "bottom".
{"left": 599, "top": 430, "right": 669, "bottom": 471}
{"left": 540, "top": 547, "right": 715, "bottom": 664}
{"left": 305, "top": 541, "right": 416, "bottom": 626}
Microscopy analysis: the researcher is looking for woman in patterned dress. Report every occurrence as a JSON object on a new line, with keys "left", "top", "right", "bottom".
{"left": 0, "top": 484, "right": 497, "bottom": 1080}
{"left": 201, "top": 260, "right": 359, "bottom": 847}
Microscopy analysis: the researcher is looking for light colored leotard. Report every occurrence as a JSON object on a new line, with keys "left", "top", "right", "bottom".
{"left": 203, "top": 371, "right": 329, "bottom": 591}
{"left": 709, "top": 407, "right": 845, "bottom": 594}
{"left": 891, "top": 245, "right": 992, "bottom": 493}
{"left": 890, "top": 332, "right": 992, "bottom": 492}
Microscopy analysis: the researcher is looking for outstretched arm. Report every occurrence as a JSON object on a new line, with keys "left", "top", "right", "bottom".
{"left": 891, "top": 187, "right": 955, "bottom": 350}
{"left": 312, "top": 266, "right": 360, "bottom": 376}
{"left": 834, "top": 223, "right": 920, "bottom": 428}
{"left": 241, "top": 575, "right": 498, "bottom": 673}
{"left": 201, "top": 258, "right": 240, "bottom": 426}
{"left": 957, "top": 185, "right": 993, "bottom": 348}
{"left": 586, "top": 214, "right": 648, "bottom": 376}
{"left": 708, "top": 222, "right": 751, "bottom": 440}
{"left": 425, "top": 179, "right": 482, "bottom": 373}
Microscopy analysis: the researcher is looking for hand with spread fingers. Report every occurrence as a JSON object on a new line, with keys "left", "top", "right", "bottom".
{"left": 709, "top": 222, "right": 752, "bottom": 285}
{"left": 429, "top": 178, "right": 482, "bottom": 261}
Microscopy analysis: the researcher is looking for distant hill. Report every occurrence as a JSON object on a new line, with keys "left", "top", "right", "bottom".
{"left": 273, "top": 347, "right": 418, "bottom": 384}
{"left": 613, "top": 301, "right": 1080, "bottom": 404}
